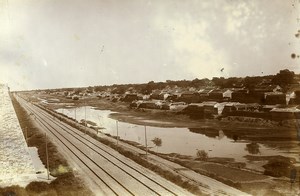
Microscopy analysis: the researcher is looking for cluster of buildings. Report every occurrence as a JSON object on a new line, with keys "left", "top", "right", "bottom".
{"left": 117, "top": 84, "right": 300, "bottom": 121}
{"left": 44, "top": 83, "right": 300, "bottom": 121}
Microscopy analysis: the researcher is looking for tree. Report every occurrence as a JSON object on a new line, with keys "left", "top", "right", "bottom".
{"left": 245, "top": 142, "right": 260, "bottom": 154}
{"left": 151, "top": 137, "right": 162, "bottom": 151}
{"left": 74, "top": 88, "right": 82, "bottom": 95}
{"left": 224, "top": 77, "right": 241, "bottom": 88}
{"left": 111, "top": 86, "right": 126, "bottom": 94}
{"left": 196, "top": 149, "right": 208, "bottom": 161}
{"left": 272, "top": 69, "right": 295, "bottom": 86}
{"left": 86, "top": 86, "right": 93, "bottom": 93}
{"left": 140, "top": 81, "right": 156, "bottom": 95}
{"left": 212, "top": 77, "right": 225, "bottom": 88}
{"left": 94, "top": 86, "right": 105, "bottom": 92}
{"left": 244, "top": 76, "right": 262, "bottom": 89}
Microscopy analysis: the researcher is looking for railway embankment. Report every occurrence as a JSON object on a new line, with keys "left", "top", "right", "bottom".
{"left": 0, "top": 90, "right": 92, "bottom": 195}
{"left": 0, "top": 84, "right": 36, "bottom": 187}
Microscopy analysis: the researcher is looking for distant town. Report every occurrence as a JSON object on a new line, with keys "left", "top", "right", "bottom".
{"left": 2, "top": 69, "right": 300, "bottom": 195}
{"left": 23, "top": 69, "right": 300, "bottom": 124}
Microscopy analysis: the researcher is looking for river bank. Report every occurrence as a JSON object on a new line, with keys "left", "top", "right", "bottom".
{"left": 22, "top": 92, "right": 300, "bottom": 195}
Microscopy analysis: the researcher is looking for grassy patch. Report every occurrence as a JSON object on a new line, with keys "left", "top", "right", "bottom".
{"left": 263, "top": 160, "right": 295, "bottom": 177}
{"left": 158, "top": 155, "right": 244, "bottom": 190}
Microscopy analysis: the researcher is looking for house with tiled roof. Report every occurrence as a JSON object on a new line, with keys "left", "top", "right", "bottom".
{"left": 264, "top": 92, "right": 286, "bottom": 105}
{"left": 208, "top": 89, "right": 233, "bottom": 101}
{"left": 177, "top": 91, "right": 200, "bottom": 103}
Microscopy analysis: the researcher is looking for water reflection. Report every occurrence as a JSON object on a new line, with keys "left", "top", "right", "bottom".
{"left": 189, "top": 128, "right": 239, "bottom": 142}
{"left": 232, "top": 134, "right": 239, "bottom": 142}
{"left": 245, "top": 143, "right": 260, "bottom": 155}
{"left": 56, "top": 106, "right": 292, "bottom": 163}
{"left": 217, "top": 130, "right": 225, "bottom": 140}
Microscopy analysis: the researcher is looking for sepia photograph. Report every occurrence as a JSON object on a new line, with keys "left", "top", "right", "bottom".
{"left": 1, "top": 0, "right": 300, "bottom": 195}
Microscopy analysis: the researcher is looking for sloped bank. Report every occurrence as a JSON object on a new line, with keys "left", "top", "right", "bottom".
{"left": 0, "top": 85, "right": 36, "bottom": 187}
{"left": 0, "top": 94, "right": 92, "bottom": 196}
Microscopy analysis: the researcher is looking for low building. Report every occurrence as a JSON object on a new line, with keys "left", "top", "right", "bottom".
{"left": 231, "top": 89, "right": 248, "bottom": 103}
{"left": 198, "top": 89, "right": 212, "bottom": 96}
{"left": 222, "top": 103, "right": 247, "bottom": 114}
{"left": 149, "top": 92, "right": 164, "bottom": 100}
{"left": 161, "top": 103, "right": 170, "bottom": 110}
{"left": 198, "top": 89, "right": 211, "bottom": 102}
{"left": 202, "top": 101, "right": 219, "bottom": 115}
{"left": 270, "top": 107, "right": 300, "bottom": 120}
{"left": 232, "top": 89, "right": 265, "bottom": 104}
{"left": 72, "top": 95, "right": 80, "bottom": 100}
{"left": 137, "top": 94, "right": 144, "bottom": 100}
{"left": 198, "top": 89, "right": 213, "bottom": 99}
{"left": 286, "top": 92, "right": 296, "bottom": 105}
{"left": 289, "top": 90, "right": 300, "bottom": 105}
{"left": 251, "top": 85, "right": 282, "bottom": 93}
{"left": 138, "top": 101, "right": 161, "bottom": 109}
{"left": 165, "top": 94, "right": 178, "bottom": 102}
{"left": 122, "top": 94, "right": 138, "bottom": 102}
{"left": 169, "top": 102, "right": 188, "bottom": 111}
{"left": 247, "top": 92, "right": 265, "bottom": 104}
{"left": 155, "top": 100, "right": 170, "bottom": 110}
{"left": 261, "top": 105, "right": 278, "bottom": 112}
{"left": 264, "top": 92, "right": 286, "bottom": 105}
{"left": 143, "top": 94, "right": 151, "bottom": 100}
{"left": 208, "top": 89, "right": 232, "bottom": 101}
{"left": 208, "top": 90, "right": 223, "bottom": 100}
{"left": 129, "top": 101, "right": 138, "bottom": 108}
{"left": 289, "top": 97, "right": 300, "bottom": 105}
{"left": 222, "top": 102, "right": 268, "bottom": 119}
{"left": 177, "top": 91, "right": 200, "bottom": 103}
{"left": 179, "top": 103, "right": 204, "bottom": 119}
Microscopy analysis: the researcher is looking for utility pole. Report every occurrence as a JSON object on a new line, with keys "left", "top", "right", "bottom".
{"left": 116, "top": 120, "right": 119, "bottom": 146}
{"left": 25, "top": 126, "right": 28, "bottom": 144}
{"left": 144, "top": 125, "right": 148, "bottom": 158}
{"left": 97, "top": 115, "right": 101, "bottom": 135}
{"left": 45, "top": 133, "right": 50, "bottom": 180}
{"left": 84, "top": 103, "right": 87, "bottom": 135}
{"left": 74, "top": 107, "right": 76, "bottom": 121}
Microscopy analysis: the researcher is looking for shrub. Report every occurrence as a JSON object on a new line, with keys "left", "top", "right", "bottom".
{"left": 26, "top": 181, "right": 50, "bottom": 193}
{"left": 263, "top": 160, "right": 293, "bottom": 177}
{"left": 196, "top": 150, "right": 208, "bottom": 161}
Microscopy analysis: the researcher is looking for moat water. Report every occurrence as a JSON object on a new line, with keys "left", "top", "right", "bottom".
{"left": 56, "top": 106, "right": 300, "bottom": 169}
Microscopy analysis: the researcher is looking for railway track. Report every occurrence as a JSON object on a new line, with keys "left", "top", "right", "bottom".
{"left": 15, "top": 94, "right": 193, "bottom": 196}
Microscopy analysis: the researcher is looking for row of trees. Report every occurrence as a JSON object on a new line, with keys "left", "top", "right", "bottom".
{"left": 94, "top": 69, "right": 297, "bottom": 94}
{"left": 212, "top": 69, "right": 297, "bottom": 89}
{"left": 40, "top": 69, "right": 297, "bottom": 95}
{"left": 86, "top": 78, "right": 212, "bottom": 95}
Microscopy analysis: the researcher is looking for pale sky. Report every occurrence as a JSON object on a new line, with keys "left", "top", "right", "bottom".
{"left": 0, "top": 0, "right": 299, "bottom": 90}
